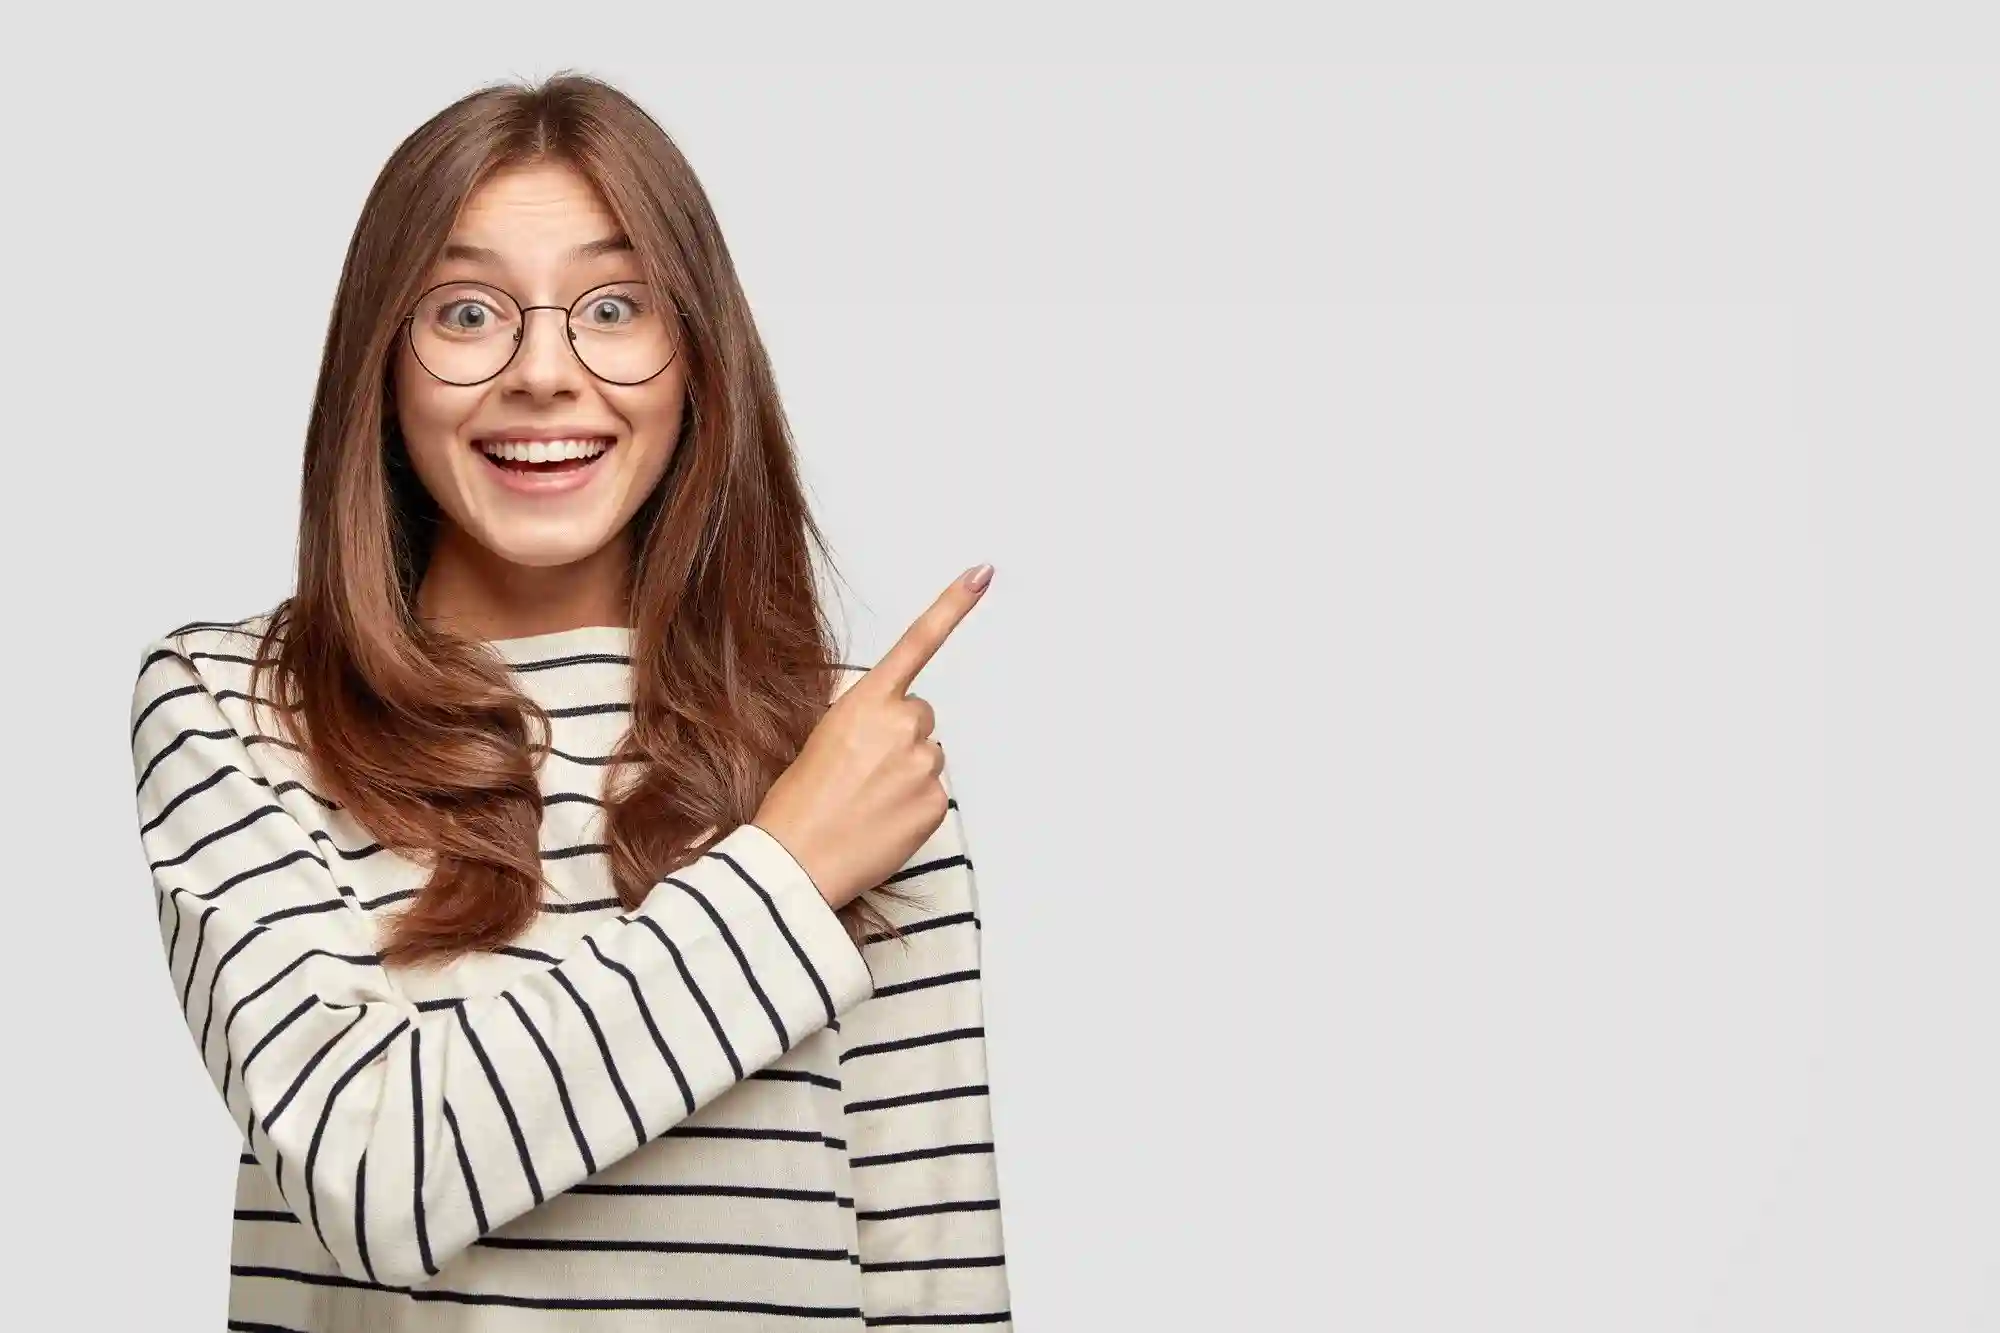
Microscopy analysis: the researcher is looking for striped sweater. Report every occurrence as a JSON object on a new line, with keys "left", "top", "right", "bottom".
{"left": 127, "top": 614, "right": 1013, "bottom": 1330}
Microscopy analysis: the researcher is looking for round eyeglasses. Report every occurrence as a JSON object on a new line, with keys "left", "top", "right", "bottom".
{"left": 401, "top": 279, "right": 680, "bottom": 387}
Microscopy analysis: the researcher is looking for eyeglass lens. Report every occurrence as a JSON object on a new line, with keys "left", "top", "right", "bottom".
{"left": 407, "top": 281, "right": 677, "bottom": 386}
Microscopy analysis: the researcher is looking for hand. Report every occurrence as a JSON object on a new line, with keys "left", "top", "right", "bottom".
{"left": 753, "top": 564, "right": 993, "bottom": 910}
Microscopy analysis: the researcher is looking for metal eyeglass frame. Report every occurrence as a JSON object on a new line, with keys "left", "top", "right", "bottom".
{"left": 400, "top": 278, "right": 681, "bottom": 387}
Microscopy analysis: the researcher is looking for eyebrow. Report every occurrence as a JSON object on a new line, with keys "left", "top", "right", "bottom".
{"left": 439, "top": 233, "right": 633, "bottom": 264}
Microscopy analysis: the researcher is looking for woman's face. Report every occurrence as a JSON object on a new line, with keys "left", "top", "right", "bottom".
{"left": 392, "top": 160, "right": 686, "bottom": 578}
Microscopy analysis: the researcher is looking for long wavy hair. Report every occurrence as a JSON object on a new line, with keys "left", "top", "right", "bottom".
{"left": 242, "top": 71, "right": 916, "bottom": 967}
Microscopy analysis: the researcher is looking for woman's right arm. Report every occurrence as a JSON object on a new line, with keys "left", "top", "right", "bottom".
{"left": 129, "top": 638, "right": 876, "bottom": 1290}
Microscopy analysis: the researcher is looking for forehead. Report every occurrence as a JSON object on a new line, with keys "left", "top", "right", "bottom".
{"left": 447, "top": 160, "right": 620, "bottom": 260}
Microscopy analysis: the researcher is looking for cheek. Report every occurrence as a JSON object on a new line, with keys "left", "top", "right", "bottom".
{"left": 391, "top": 351, "right": 475, "bottom": 469}
{"left": 606, "top": 375, "right": 689, "bottom": 477}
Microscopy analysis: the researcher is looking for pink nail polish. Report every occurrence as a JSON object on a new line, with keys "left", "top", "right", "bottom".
{"left": 965, "top": 563, "right": 993, "bottom": 591}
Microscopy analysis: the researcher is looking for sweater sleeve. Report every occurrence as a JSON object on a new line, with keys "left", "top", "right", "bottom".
{"left": 836, "top": 754, "right": 1014, "bottom": 1328}
{"left": 129, "top": 638, "right": 876, "bottom": 1290}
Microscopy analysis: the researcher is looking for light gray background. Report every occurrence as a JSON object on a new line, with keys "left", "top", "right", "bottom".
{"left": 5, "top": 4, "right": 1997, "bottom": 1327}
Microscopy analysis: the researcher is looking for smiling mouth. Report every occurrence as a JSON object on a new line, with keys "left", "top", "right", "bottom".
{"left": 474, "top": 435, "right": 617, "bottom": 473}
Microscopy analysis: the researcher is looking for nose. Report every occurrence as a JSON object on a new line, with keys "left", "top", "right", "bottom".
{"left": 499, "top": 306, "right": 586, "bottom": 397}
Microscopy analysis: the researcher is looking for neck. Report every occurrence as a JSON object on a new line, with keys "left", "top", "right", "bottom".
{"left": 415, "top": 521, "right": 634, "bottom": 642}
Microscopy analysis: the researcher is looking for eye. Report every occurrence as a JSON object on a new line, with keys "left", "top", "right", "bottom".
{"left": 413, "top": 283, "right": 515, "bottom": 337}
{"left": 439, "top": 299, "right": 498, "bottom": 332}
{"left": 577, "top": 290, "right": 646, "bottom": 328}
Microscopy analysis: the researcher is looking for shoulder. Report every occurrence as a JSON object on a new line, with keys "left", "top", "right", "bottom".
{"left": 133, "top": 608, "right": 282, "bottom": 711}
{"left": 143, "top": 607, "right": 279, "bottom": 660}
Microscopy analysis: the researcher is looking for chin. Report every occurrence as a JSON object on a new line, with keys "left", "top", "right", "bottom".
{"left": 476, "top": 527, "right": 623, "bottom": 570}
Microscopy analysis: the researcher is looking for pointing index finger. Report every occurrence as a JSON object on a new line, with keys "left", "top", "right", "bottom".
{"left": 866, "top": 565, "right": 992, "bottom": 697}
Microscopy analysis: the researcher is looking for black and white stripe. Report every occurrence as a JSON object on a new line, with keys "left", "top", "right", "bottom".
{"left": 834, "top": 780, "right": 1014, "bottom": 1326}
{"left": 132, "top": 616, "right": 1012, "bottom": 1329}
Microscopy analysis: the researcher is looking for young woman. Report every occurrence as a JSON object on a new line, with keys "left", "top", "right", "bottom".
{"left": 127, "top": 73, "right": 1012, "bottom": 1329}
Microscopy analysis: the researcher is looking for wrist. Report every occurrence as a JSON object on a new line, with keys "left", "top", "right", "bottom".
{"left": 750, "top": 819, "right": 846, "bottom": 909}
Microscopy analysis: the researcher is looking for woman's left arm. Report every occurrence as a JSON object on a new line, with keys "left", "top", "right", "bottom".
{"left": 837, "top": 754, "right": 1014, "bottom": 1327}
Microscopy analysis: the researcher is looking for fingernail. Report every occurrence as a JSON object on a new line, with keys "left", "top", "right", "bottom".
{"left": 964, "top": 563, "right": 993, "bottom": 591}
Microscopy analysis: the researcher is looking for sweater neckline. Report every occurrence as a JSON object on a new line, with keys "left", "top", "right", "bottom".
{"left": 484, "top": 623, "right": 635, "bottom": 663}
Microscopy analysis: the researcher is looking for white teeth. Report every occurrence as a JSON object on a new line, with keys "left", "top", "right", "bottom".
{"left": 477, "top": 437, "right": 613, "bottom": 463}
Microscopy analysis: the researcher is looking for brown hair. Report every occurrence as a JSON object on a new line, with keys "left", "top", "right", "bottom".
{"left": 241, "top": 71, "right": 916, "bottom": 966}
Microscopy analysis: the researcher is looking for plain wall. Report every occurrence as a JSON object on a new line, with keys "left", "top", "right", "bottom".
{"left": 6, "top": 5, "right": 1998, "bottom": 1327}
